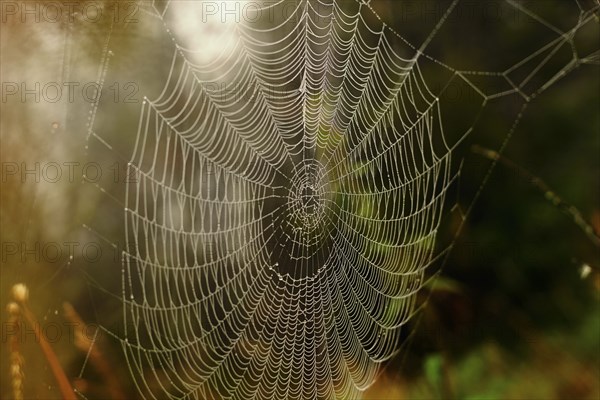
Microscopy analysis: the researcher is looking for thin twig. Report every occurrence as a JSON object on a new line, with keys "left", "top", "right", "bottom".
{"left": 471, "top": 144, "right": 600, "bottom": 249}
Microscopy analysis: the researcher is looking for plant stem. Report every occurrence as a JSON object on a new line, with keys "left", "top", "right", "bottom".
{"left": 472, "top": 144, "right": 600, "bottom": 249}
{"left": 13, "top": 287, "right": 77, "bottom": 400}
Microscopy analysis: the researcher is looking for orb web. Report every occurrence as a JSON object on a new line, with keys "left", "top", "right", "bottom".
{"left": 74, "top": 0, "right": 599, "bottom": 399}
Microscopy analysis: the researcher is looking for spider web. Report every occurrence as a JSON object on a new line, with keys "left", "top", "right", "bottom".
{"left": 76, "top": 0, "right": 600, "bottom": 399}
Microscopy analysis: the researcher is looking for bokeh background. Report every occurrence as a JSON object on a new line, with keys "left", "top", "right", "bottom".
{"left": 1, "top": 1, "right": 599, "bottom": 399}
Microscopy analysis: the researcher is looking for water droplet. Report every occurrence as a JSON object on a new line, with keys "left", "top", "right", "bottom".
{"left": 580, "top": 264, "right": 592, "bottom": 279}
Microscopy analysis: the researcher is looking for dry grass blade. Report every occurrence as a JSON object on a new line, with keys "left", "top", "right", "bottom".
{"left": 63, "top": 302, "right": 127, "bottom": 399}
{"left": 11, "top": 284, "right": 77, "bottom": 400}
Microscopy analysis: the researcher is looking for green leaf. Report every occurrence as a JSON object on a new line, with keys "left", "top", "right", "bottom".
{"left": 424, "top": 353, "right": 444, "bottom": 395}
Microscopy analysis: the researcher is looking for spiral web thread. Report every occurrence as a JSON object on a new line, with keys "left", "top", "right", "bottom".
{"left": 93, "top": 0, "right": 600, "bottom": 399}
